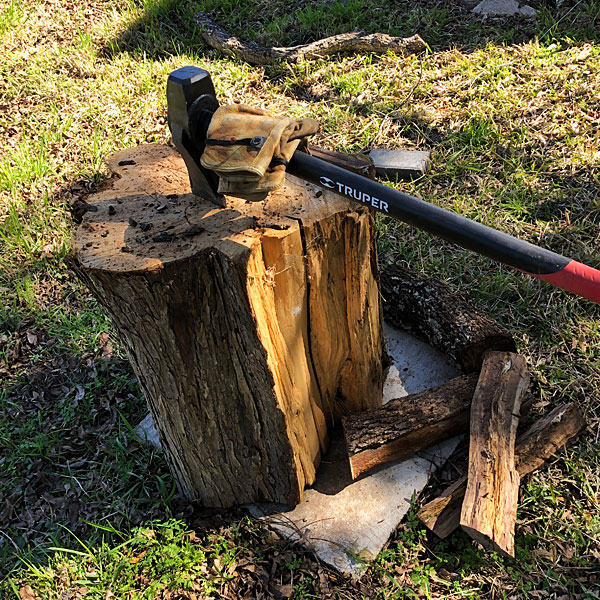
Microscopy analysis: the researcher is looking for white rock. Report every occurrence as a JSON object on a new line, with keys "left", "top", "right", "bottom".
{"left": 473, "top": 0, "right": 537, "bottom": 16}
{"left": 249, "top": 436, "right": 459, "bottom": 577}
{"left": 135, "top": 412, "right": 162, "bottom": 449}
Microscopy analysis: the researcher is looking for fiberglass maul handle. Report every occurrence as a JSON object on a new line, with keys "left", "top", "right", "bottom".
{"left": 289, "top": 151, "right": 600, "bottom": 305}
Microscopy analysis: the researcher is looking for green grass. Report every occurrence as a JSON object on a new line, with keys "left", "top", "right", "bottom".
{"left": 0, "top": 0, "right": 22, "bottom": 36}
{"left": 5, "top": 520, "right": 245, "bottom": 598}
{"left": 1, "top": 0, "right": 600, "bottom": 597}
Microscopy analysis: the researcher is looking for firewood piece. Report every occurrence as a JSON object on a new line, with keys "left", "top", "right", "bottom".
{"left": 514, "top": 403, "right": 586, "bottom": 475}
{"left": 72, "top": 144, "right": 385, "bottom": 508}
{"left": 380, "top": 265, "right": 516, "bottom": 372}
{"left": 369, "top": 149, "right": 430, "bottom": 180}
{"left": 418, "top": 475, "right": 468, "bottom": 539}
{"left": 194, "top": 12, "right": 427, "bottom": 65}
{"left": 417, "top": 403, "right": 586, "bottom": 538}
{"left": 307, "top": 145, "right": 375, "bottom": 179}
{"left": 342, "top": 373, "right": 478, "bottom": 479}
{"left": 459, "top": 351, "right": 529, "bottom": 557}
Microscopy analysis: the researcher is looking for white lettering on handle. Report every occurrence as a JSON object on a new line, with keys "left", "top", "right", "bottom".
{"left": 320, "top": 178, "right": 390, "bottom": 213}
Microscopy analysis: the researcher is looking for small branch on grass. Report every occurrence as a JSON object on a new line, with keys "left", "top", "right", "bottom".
{"left": 194, "top": 12, "right": 427, "bottom": 65}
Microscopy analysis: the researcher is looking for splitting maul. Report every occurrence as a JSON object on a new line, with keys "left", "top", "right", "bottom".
{"left": 167, "top": 66, "right": 600, "bottom": 305}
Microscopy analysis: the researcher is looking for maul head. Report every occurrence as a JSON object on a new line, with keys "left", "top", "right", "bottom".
{"left": 166, "top": 66, "right": 220, "bottom": 199}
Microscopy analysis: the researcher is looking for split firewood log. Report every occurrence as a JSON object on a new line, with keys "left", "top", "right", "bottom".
{"left": 417, "top": 403, "right": 586, "bottom": 539}
{"left": 459, "top": 351, "right": 529, "bottom": 558}
{"left": 342, "top": 373, "right": 478, "bottom": 479}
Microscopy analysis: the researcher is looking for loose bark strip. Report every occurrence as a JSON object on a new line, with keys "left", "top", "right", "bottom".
{"left": 380, "top": 265, "right": 516, "bottom": 372}
{"left": 342, "top": 373, "right": 478, "bottom": 479}
{"left": 417, "top": 403, "right": 586, "bottom": 538}
{"left": 194, "top": 12, "right": 426, "bottom": 65}
{"left": 459, "top": 352, "right": 529, "bottom": 557}
{"left": 72, "top": 144, "right": 384, "bottom": 507}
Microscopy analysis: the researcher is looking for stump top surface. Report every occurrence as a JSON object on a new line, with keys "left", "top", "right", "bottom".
{"left": 75, "top": 144, "right": 357, "bottom": 273}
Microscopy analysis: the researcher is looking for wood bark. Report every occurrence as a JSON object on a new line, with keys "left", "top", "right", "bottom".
{"left": 417, "top": 403, "right": 586, "bottom": 538}
{"left": 194, "top": 12, "right": 426, "bottom": 65}
{"left": 342, "top": 373, "right": 478, "bottom": 479}
{"left": 72, "top": 144, "right": 384, "bottom": 508}
{"left": 459, "top": 351, "right": 529, "bottom": 557}
{"left": 380, "top": 265, "right": 516, "bottom": 372}
{"left": 307, "top": 145, "right": 375, "bottom": 180}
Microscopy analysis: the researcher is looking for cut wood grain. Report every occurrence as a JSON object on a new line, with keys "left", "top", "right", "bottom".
{"left": 194, "top": 12, "right": 426, "bottom": 65}
{"left": 342, "top": 373, "right": 478, "bottom": 479}
{"left": 72, "top": 144, "right": 385, "bottom": 507}
{"left": 380, "top": 265, "right": 516, "bottom": 372}
{"left": 459, "top": 351, "right": 529, "bottom": 557}
{"left": 417, "top": 403, "right": 586, "bottom": 538}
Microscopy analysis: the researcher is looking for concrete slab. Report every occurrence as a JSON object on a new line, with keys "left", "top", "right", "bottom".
{"left": 248, "top": 436, "right": 459, "bottom": 576}
{"left": 383, "top": 324, "right": 459, "bottom": 396}
{"left": 135, "top": 324, "right": 462, "bottom": 578}
{"left": 249, "top": 325, "right": 461, "bottom": 578}
{"left": 472, "top": 0, "right": 537, "bottom": 17}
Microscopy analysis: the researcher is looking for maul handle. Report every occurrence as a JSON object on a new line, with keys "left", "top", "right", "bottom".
{"left": 290, "top": 152, "right": 600, "bottom": 304}
{"left": 167, "top": 66, "right": 600, "bottom": 305}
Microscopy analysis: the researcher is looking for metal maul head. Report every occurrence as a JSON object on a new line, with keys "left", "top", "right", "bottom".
{"left": 167, "top": 66, "right": 222, "bottom": 202}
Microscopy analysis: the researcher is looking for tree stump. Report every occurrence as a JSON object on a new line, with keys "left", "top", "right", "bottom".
{"left": 73, "top": 144, "right": 384, "bottom": 508}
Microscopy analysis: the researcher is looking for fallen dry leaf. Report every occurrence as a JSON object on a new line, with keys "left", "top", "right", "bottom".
{"left": 19, "top": 585, "right": 38, "bottom": 600}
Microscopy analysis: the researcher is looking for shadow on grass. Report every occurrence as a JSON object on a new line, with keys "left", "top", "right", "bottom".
{"left": 0, "top": 335, "right": 173, "bottom": 576}
{"left": 105, "top": 0, "right": 600, "bottom": 62}
{"left": 533, "top": 172, "right": 600, "bottom": 224}
{"left": 102, "top": 0, "right": 206, "bottom": 60}
{"left": 0, "top": 247, "right": 181, "bottom": 575}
